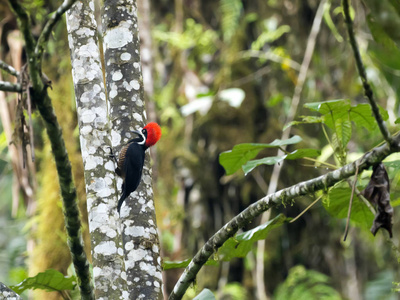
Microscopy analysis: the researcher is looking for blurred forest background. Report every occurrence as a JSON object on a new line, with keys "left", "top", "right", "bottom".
{"left": 1, "top": 0, "right": 400, "bottom": 299}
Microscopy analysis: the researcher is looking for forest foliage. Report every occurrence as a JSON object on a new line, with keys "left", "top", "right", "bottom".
{"left": 0, "top": 0, "right": 400, "bottom": 299}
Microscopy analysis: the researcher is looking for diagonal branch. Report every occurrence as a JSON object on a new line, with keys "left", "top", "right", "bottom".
{"left": 169, "top": 134, "right": 400, "bottom": 299}
{"left": 35, "top": 0, "right": 78, "bottom": 66}
{"left": 0, "top": 60, "right": 19, "bottom": 77}
{"left": 342, "top": 0, "right": 392, "bottom": 145}
{"left": 0, "top": 81, "right": 22, "bottom": 93}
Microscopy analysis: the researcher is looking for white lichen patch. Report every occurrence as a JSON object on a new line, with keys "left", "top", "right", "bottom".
{"left": 112, "top": 71, "right": 123, "bottom": 81}
{"left": 132, "top": 113, "right": 142, "bottom": 122}
{"left": 139, "top": 262, "right": 162, "bottom": 280}
{"left": 133, "top": 62, "right": 140, "bottom": 69}
{"left": 76, "top": 27, "right": 95, "bottom": 37}
{"left": 121, "top": 52, "right": 132, "bottom": 61}
{"left": 94, "top": 241, "right": 118, "bottom": 256}
{"left": 105, "top": 160, "right": 115, "bottom": 171}
{"left": 125, "top": 241, "right": 134, "bottom": 251}
{"left": 111, "top": 129, "right": 122, "bottom": 146}
{"left": 142, "top": 174, "right": 152, "bottom": 185}
{"left": 123, "top": 80, "right": 133, "bottom": 91}
{"left": 81, "top": 109, "right": 96, "bottom": 123}
{"left": 125, "top": 225, "right": 146, "bottom": 237}
{"left": 129, "top": 79, "right": 140, "bottom": 90}
{"left": 93, "top": 266, "right": 102, "bottom": 278}
{"left": 128, "top": 248, "right": 147, "bottom": 262}
{"left": 85, "top": 155, "right": 103, "bottom": 170}
{"left": 104, "top": 21, "right": 133, "bottom": 49}
{"left": 81, "top": 125, "right": 93, "bottom": 135}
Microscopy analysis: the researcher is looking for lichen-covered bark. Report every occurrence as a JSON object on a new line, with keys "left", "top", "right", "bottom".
{"left": 66, "top": 1, "right": 128, "bottom": 298}
{"left": 102, "top": 0, "right": 163, "bottom": 299}
{"left": 0, "top": 282, "right": 21, "bottom": 300}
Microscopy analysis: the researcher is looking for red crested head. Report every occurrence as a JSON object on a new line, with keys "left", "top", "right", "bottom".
{"left": 143, "top": 122, "right": 162, "bottom": 148}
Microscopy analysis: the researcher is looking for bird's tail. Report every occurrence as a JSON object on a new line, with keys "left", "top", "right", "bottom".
{"left": 117, "top": 192, "right": 127, "bottom": 213}
{"left": 118, "top": 183, "right": 128, "bottom": 213}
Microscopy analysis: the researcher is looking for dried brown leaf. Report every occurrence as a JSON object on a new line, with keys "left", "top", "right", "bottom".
{"left": 362, "top": 163, "right": 393, "bottom": 237}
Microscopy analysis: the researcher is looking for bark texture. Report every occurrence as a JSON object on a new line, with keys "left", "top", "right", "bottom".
{"left": 66, "top": 1, "right": 127, "bottom": 298}
{"left": 102, "top": 0, "right": 163, "bottom": 299}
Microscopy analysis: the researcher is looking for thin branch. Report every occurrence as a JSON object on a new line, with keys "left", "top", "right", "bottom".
{"left": 289, "top": 195, "right": 323, "bottom": 224}
{"left": 343, "top": 161, "right": 360, "bottom": 241}
{"left": 0, "top": 60, "right": 19, "bottom": 77}
{"left": 35, "top": 0, "right": 78, "bottom": 65}
{"left": 8, "top": 0, "right": 42, "bottom": 89}
{"left": 169, "top": 134, "right": 400, "bottom": 299}
{"left": 342, "top": 0, "right": 392, "bottom": 145}
{"left": 0, "top": 81, "right": 22, "bottom": 93}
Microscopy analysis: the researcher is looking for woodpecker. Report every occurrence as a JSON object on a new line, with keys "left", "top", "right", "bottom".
{"left": 111, "top": 122, "right": 161, "bottom": 213}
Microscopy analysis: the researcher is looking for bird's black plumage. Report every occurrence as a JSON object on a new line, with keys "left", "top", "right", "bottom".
{"left": 117, "top": 142, "right": 146, "bottom": 212}
{"left": 115, "top": 132, "right": 147, "bottom": 213}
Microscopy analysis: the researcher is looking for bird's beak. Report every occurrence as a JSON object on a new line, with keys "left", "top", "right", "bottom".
{"left": 132, "top": 130, "right": 141, "bottom": 137}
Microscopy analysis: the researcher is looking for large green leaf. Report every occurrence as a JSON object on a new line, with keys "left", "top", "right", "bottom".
{"left": 10, "top": 269, "right": 76, "bottom": 294}
{"left": 242, "top": 148, "right": 321, "bottom": 175}
{"left": 194, "top": 289, "right": 216, "bottom": 300}
{"left": 304, "top": 99, "right": 386, "bottom": 131}
{"left": 219, "top": 136, "right": 302, "bottom": 175}
{"left": 323, "top": 183, "right": 374, "bottom": 229}
{"left": 216, "top": 214, "right": 287, "bottom": 261}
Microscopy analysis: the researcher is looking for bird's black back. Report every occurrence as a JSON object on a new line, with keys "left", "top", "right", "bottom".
{"left": 117, "top": 142, "right": 146, "bottom": 212}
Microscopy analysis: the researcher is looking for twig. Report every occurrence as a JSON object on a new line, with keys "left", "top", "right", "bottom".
{"left": 8, "top": 0, "right": 42, "bottom": 89}
{"left": 26, "top": 88, "right": 35, "bottom": 162}
{"left": 169, "top": 134, "right": 400, "bottom": 300}
{"left": 342, "top": 0, "right": 392, "bottom": 145}
{"left": 0, "top": 60, "right": 19, "bottom": 77}
{"left": 0, "top": 81, "right": 22, "bottom": 93}
{"left": 35, "top": 0, "right": 78, "bottom": 65}
{"left": 290, "top": 195, "right": 323, "bottom": 223}
{"left": 343, "top": 161, "right": 360, "bottom": 241}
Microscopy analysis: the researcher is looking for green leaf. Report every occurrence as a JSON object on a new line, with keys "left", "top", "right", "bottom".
{"left": 335, "top": 118, "right": 352, "bottom": 149}
{"left": 215, "top": 214, "right": 287, "bottom": 261}
{"left": 304, "top": 99, "right": 384, "bottom": 131}
{"left": 305, "top": 99, "right": 351, "bottom": 129}
{"left": 10, "top": 269, "right": 76, "bottom": 295}
{"left": 242, "top": 148, "right": 320, "bottom": 175}
{"left": 242, "top": 156, "right": 284, "bottom": 175}
{"left": 395, "top": 117, "right": 400, "bottom": 124}
{"left": 162, "top": 258, "right": 191, "bottom": 270}
{"left": 194, "top": 289, "right": 216, "bottom": 300}
{"left": 323, "top": 183, "right": 374, "bottom": 229}
{"left": 285, "top": 148, "right": 321, "bottom": 160}
{"left": 219, "top": 136, "right": 302, "bottom": 175}
{"left": 383, "top": 160, "right": 400, "bottom": 168}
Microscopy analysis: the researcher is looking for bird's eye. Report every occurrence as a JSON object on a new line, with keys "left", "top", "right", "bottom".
{"left": 142, "top": 129, "right": 146, "bottom": 134}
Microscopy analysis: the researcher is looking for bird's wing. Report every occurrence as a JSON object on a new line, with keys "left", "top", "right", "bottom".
{"left": 122, "top": 143, "right": 145, "bottom": 199}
